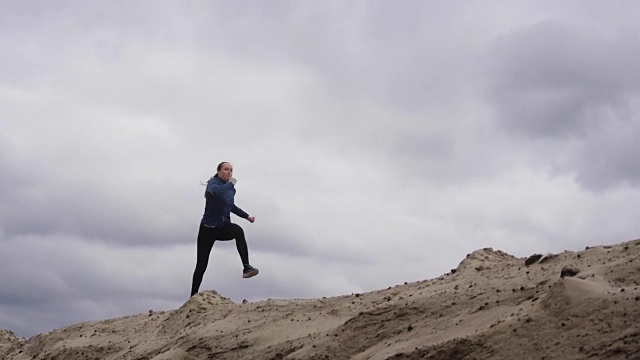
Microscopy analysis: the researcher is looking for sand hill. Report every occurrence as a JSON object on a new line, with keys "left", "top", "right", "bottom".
{"left": 2, "top": 238, "right": 639, "bottom": 360}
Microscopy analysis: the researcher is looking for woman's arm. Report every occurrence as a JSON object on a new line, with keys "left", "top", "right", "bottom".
{"left": 231, "top": 204, "right": 249, "bottom": 219}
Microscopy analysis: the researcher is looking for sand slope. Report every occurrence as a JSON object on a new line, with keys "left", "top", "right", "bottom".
{"left": 2, "top": 238, "right": 640, "bottom": 360}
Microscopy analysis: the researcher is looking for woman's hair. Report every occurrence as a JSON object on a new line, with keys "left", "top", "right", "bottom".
{"left": 212, "top": 161, "right": 229, "bottom": 178}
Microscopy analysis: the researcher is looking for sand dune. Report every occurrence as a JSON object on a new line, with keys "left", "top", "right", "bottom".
{"left": 2, "top": 238, "right": 639, "bottom": 359}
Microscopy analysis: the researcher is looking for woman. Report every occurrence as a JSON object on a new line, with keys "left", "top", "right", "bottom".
{"left": 190, "top": 161, "right": 259, "bottom": 297}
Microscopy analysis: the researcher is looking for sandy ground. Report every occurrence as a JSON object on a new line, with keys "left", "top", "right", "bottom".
{"left": 2, "top": 238, "right": 640, "bottom": 360}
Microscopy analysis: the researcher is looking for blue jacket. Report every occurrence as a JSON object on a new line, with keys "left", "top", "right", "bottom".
{"left": 201, "top": 176, "right": 249, "bottom": 227}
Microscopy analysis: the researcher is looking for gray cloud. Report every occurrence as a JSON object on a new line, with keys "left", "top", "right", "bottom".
{"left": 486, "top": 21, "right": 640, "bottom": 138}
{"left": 567, "top": 117, "right": 640, "bottom": 189}
{"left": 484, "top": 21, "right": 640, "bottom": 189}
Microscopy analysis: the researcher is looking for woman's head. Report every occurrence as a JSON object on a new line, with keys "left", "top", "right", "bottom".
{"left": 215, "top": 162, "right": 233, "bottom": 181}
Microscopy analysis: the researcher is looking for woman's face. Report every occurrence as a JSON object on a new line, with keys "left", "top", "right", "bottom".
{"left": 217, "top": 162, "right": 233, "bottom": 181}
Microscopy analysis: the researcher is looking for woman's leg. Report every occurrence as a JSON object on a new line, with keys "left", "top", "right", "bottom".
{"left": 217, "top": 223, "right": 250, "bottom": 266}
{"left": 190, "top": 225, "right": 218, "bottom": 296}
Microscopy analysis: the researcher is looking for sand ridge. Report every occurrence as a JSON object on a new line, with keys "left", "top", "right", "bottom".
{"left": 2, "top": 238, "right": 640, "bottom": 359}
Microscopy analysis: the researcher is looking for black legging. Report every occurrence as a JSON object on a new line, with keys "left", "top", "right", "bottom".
{"left": 190, "top": 223, "right": 250, "bottom": 296}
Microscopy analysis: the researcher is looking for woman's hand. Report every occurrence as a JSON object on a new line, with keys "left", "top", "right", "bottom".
{"left": 247, "top": 216, "right": 255, "bottom": 223}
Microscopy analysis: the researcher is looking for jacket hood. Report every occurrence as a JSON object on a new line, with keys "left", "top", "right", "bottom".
{"left": 209, "top": 175, "right": 227, "bottom": 184}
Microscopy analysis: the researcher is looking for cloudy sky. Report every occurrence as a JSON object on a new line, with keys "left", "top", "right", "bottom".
{"left": 2, "top": 1, "right": 640, "bottom": 338}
